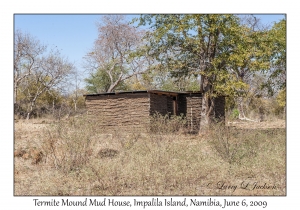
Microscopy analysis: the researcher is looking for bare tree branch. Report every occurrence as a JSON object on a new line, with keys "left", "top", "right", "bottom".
{"left": 84, "top": 15, "right": 150, "bottom": 93}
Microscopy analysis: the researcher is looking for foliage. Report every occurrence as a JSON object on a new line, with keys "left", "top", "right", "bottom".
{"left": 230, "top": 109, "right": 240, "bottom": 120}
{"left": 136, "top": 15, "right": 264, "bottom": 93}
{"left": 216, "top": 16, "right": 272, "bottom": 98}
{"left": 263, "top": 19, "right": 286, "bottom": 95}
{"left": 149, "top": 112, "right": 187, "bottom": 134}
{"left": 14, "top": 30, "right": 47, "bottom": 103}
{"left": 135, "top": 14, "right": 275, "bottom": 127}
{"left": 276, "top": 88, "right": 286, "bottom": 108}
{"left": 66, "top": 89, "right": 87, "bottom": 110}
{"left": 136, "top": 15, "right": 241, "bottom": 90}
{"left": 85, "top": 65, "right": 129, "bottom": 93}
{"left": 14, "top": 30, "right": 74, "bottom": 119}
{"left": 84, "top": 15, "right": 151, "bottom": 93}
{"left": 161, "top": 76, "right": 199, "bottom": 92}
{"left": 124, "top": 76, "right": 148, "bottom": 91}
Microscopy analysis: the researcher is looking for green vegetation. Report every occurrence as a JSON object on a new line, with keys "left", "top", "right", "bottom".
{"left": 14, "top": 15, "right": 286, "bottom": 196}
{"left": 14, "top": 15, "right": 286, "bottom": 121}
{"left": 84, "top": 65, "right": 130, "bottom": 93}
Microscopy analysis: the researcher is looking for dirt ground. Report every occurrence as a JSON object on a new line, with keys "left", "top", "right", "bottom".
{"left": 14, "top": 118, "right": 286, "bottom": 196}
{"left": 227, "top": 119, "right": 286, "bottom": 129}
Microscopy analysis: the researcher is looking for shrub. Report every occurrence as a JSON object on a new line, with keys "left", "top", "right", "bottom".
{"left": 208, "top": 123, "right": 259, "bottom": 165}
{"left": 98, "top": 148, "right": 119, "bottom": 158}
{"left": 230, "top": 109, "right": 239, "bottom": 120}
{"left": 149, "top": 112, "right": 187, "bottom": 134}
{"left": 40, "top": 116, "right": 102, "bottom": 173}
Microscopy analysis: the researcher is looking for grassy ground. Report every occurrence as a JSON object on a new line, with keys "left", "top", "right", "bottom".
{"left": 14, "top": 117, "right": 286, "bottom": 196}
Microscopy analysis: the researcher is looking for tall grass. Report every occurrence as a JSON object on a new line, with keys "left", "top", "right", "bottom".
{"left": 40, "top": 117, "right": 103, "bottom": 173}
{"left": 208, "top": 124, "right": 261, "bottom": 165}
{"left": 15, "top": 115, "right": 286, "bottom": 195}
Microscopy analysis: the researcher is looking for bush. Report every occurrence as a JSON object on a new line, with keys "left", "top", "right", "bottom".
{"left": 15, "top": 112, "right": 286, "bottom": 195}
{"left": 208, "top": 123, "right": 259, "bottom": 165}
{"left": 40, "top": 116, "right": 102, "bottom": 173}
{"left": 149, "top": 112, "right": 187, "bottom": 134}
{"left": 230, "top": 109, "right": 239, "bottom": 120}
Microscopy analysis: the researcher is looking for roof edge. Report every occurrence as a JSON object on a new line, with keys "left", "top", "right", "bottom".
{"left": 84, "top": 90, "right": 203, "bottom": 97}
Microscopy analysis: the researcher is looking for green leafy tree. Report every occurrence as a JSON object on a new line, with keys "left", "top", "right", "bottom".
{"left": 136, "top": 15, "right": 278, "bottom": 127}
{"left": 263, "top": 19, "right": 286, "bottom": 95}
{"left": 276, "top": 88, "right": 286, "bottom": 117}
{"left": 222, "top": 15, "right": 273, "bottom": 120}
{"left": 136, "top": 14, "right": 256, "bottom": 130}
{"left": 85, "top": 65, "right": 130, "bottom": 93}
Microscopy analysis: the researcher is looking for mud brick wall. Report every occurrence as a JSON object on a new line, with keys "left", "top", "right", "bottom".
{"left": 84, "top": 91, "right": 223, "bottom": 133}
{"left": 149, "top": 93, "right": 174, "bottom": 115}
{"left": 148, "top": 92, "right": 203, "bottom": 132}
{"left": 85, "top": 93, "right": 150, "bottom": 130}
{"left": 186, "top": 95, "right": 202, "bottom": 131}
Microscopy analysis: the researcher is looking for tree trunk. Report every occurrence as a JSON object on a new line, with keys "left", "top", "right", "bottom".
{"left": 199, "top": 76, "right": 217, "bottom": 133}
{"left": 236, "top": 96, "right": 246, "bottom": 119}
{"left": 73, "top": 98, "right": 77, "bottom": 112}
{"left": 199, "top": 93, "right": 216, "bottom": 133}
{"left": 236, "top": 96, "right": 259, "bottom": 122}
{"left": 53, "top": 100, "right": 55, "bottom": 117}
{"left": 26, "top": 99, "right": 37, "bottom": 120}
{"left": 26, "top": 102, "right": 34, "bottom": 120}
{"left": 14, "top": 84, "right": 17, "bottom": 105}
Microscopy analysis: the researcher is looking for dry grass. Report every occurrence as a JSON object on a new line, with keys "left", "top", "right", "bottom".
{"left": 14, "top": 116, "right": 286, "bottom": 196}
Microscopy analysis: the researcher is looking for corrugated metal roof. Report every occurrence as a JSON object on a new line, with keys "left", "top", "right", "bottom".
{"left": 84, "top": 90, "right": 202, "bottom": 97}
{"left": 149, "top": 90, "right": 202, "bottom": 96}
{"left": 83, "top": 90, "right": 148, "bottom": 96}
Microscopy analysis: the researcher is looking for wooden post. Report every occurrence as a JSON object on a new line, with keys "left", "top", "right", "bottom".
{"left": 190, "top": 106, "right": 193, "bottom": 132}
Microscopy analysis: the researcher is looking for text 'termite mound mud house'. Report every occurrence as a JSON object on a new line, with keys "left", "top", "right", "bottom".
{"left": 84, "top": 90, "right": 225, "bottom": 131}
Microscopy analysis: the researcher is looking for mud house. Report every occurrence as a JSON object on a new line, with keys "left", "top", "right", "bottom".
{"left": 84, "top": 90, "right": 225, "bottom": 132}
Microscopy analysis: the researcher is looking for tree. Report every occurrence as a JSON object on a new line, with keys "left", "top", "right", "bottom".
{"left": 84, "top": 64, "right": 129, "bottom": 93}
{"left": 223, "top": 15, "right": 273, "bottom": 121}
{"left": 14, "top": 31, "right": 74, "bottom": 119}
{"left": 227, "top": 17, "right": 286, "bottom": 121}
{"left": 14, "top": 30, "right": 46, "bottom": 104}
{"left": 66, "top": 68, "right": 87, "bottom": 112}
{"left": 84, "top": 15, "right": 151, "bottom": 93}
{"left": 276, "top": 88, "right": 286, "bottom": 113}
{"left": 17, "top": 78, "right": 63, "bottom": 118}
{"left": 264, "top": 19, "right": 286, "bottom": 95}
{"left": 136, "top": 15, "right": 280, "bottom": 128}
{"left": 22, "top": 51, "right": 73, "bottom": 119}
{"left": 136, "top": 15, "right": 246, "bottom": 131}
{"left": 66, "top": 89, "right": 87, "bottom": 113}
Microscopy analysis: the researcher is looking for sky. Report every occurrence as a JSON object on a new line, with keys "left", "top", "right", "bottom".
{"left": 14, "top": 14, "right": 286, "bottom": 87}
{"left": 14, "top": 15, "right": 100, "bottom": 74}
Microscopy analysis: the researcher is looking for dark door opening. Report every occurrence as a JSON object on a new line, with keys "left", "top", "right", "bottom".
{"left": 173, "top": 96, "right": 178, "bottom": 115}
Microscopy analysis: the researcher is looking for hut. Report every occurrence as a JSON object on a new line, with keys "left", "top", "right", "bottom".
{"left": 84, "top": 90, "right": 224, "bottom": 132}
